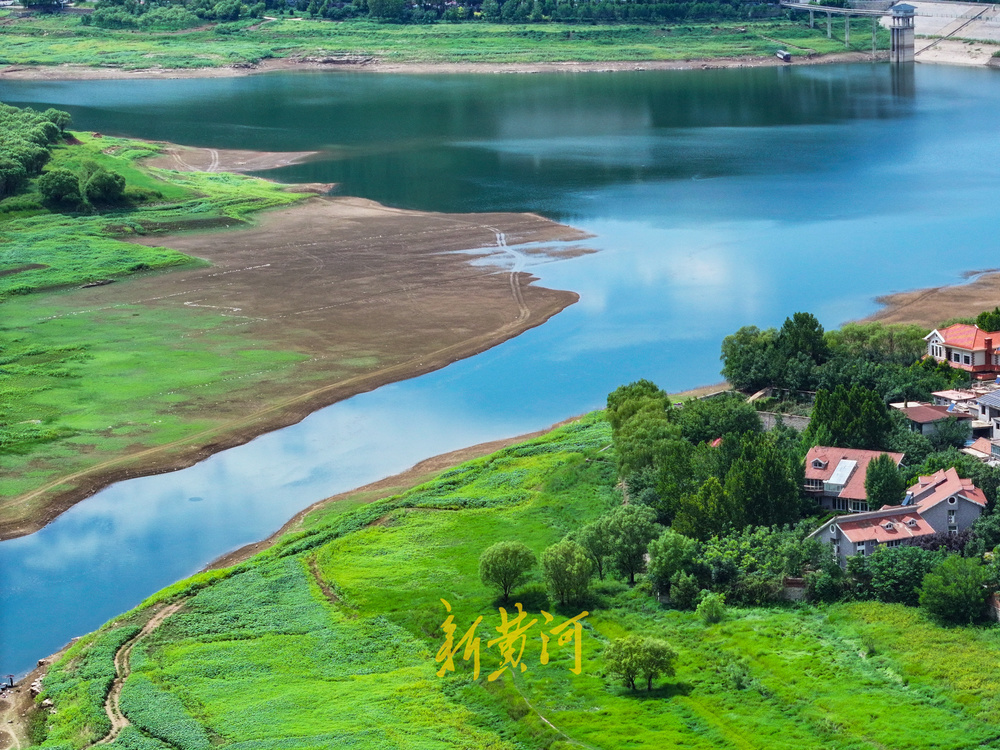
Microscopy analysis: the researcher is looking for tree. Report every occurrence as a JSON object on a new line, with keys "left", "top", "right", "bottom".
{"left": 720, "top": 325, "right": 778, "bottom": 392}
{"left": 976, "top": 307, "right": 1000, "bottom": 333}
{"left": 84, "top": 169, "right": 126, "bottom": 204}
{"left": 777, "top": 312, "right": 830, "bottom": 367}
{"left": 866, "top": 545, "right": 942, "bottom": 606}
{"left": 542, "top": 540, "right": 593, "bottom": 605}
{"left": 675, "top": 394, "right": 762, "bottom": 445}
{"left": 480, "top": 0, "right": 501, "bottom": 20}
{"left": 606, "top": 379, "right": 670, "bottom": 435}
{"left": 696, "top": 592, "right": 726, "bottom": 624}
{"left": 672, "top": 476, "right": 739, "bottom": 541}
{"left": 804, "top": 385, "right": 893, "bottom": 451}
{"left": 724, "top": 433, "right": 800, "bottom": 528}
{"left": 865, "top": 453, "right": 906, "bottom": 510}
{"left": 669, "top": 571, "right": 700, "bottom": 609}
{"left": 604, "top": 505, "right": 660, "bottom": 584}
{"left": 367, "top": 0, "right": 407, "bottom": 19}
{"left": 929, "top": 416, "right": 972, "bottom": 451}
{"left": 919, "top": 555, "right": 990, "bottom": 625}
{"left": 38, "top": 168, "right": 81, "bottom": 206}
{"left": 574, "top": 521, "right": 613, "bottom": 580}
{"left": 479, "top": 541, "right": 536, "bottom": 601}
{"left": 647, "top": 528, "right": 698, "bottom": 592}
{"left": 604, "top": 636, "right": 677, "bottom": 691}
{"left": 43, "top": 108, "right": 71, "bottom": 134}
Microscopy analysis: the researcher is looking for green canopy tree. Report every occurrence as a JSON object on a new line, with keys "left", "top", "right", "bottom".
{"left": 672, "top": 476, "right": 739, "bottom": 541}
{"left": 804, "top": 384, "right": 893, "bottom": 451}
{"left": 919, "top": 555, "right": 990, "bottom": 625}
{"left": 865, "top": 453, "right": 906, "bottom": 510}
{"left": 647, "top": 528, "right": 698, "bottom": 593}
{"left": 604, "top": 636, "right": 678, "bottom": 691}
{"left": 38, "top": 168, "right": 81, "bottom": 206}
{"left": 574, "top": 520, "right": 613, "bottom": 580}
{"left": 542, "top": 540, "right": 593, "bottom": 605}
{"left": 724, "top": 433, "right": 800, "bottom": 528}
{"left": 604, "top": 505, "right": 660, "bottom": 585}
{"left": 479, "top": 541, "right": 536, "bottom": 601}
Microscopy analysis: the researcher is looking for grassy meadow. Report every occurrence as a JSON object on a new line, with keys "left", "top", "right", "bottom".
{"left": 0, "top": 132, "right": 312, "bottom": 524}
{"left": 0, "top": 15, "right": 888, "bottom": 70}
{"left": 34, "top": 415, "right": 1000, "bottom": 750}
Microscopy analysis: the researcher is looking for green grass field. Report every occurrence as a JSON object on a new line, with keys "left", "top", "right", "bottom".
{"left": 34, "top": 416, "right": 1000, "bottom": 750}
{"left": 0, "top": 133, "right": 315, "bottom": 523}
{"left": 0, "top": 16, "right": 888, "bottom": 70}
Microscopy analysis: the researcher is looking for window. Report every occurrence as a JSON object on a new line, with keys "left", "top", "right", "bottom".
{"left": 834, "top": 497, "right": 848, "bottom": 512}
{"left": 948, "top": 496, "right": 957, "bottom": 505}
{"left": 851, "top": 500, "right": 868, "bottom": 513}
{"left": 965, "top": 354, "right": 972, "bottom": 365}
{"left": 805, "top": 479, "right": 823, "bottom": 491}
{"left": 948, "top": 509, "right": 956, "bottom": 522}
{"left": 887, "top": 540, "right": 901, "bottom": 547}
{"left": 953, "top": 352, "right": 961, "bottom": 363}
{"left": 949, "top": 527, "right": 959, "bottom": 535}
{"left": 811, "top": 459, "right": 826, "bottom": 469}
{"left": 856, "top": 542, "right": 866, "bottom": 556}
{"left": 830, "top": 524, "right": 838, "bottom": 535}
{"left": 833, "top": 542, "right": 840, "bottom": 559}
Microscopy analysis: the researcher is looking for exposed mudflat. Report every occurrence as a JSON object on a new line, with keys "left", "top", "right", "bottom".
{"left": 1, "top": 195, "right": 593, "bottom": 540}
{"left": 868, "top": 271, "right": 1000, "bottom": 328}
{"left": 143, "top": 144, "right": 318, "bottom": 173}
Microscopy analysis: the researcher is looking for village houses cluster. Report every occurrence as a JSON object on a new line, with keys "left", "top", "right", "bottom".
{"left": 809, "top": 322, "right": 1000, "bottom": 565}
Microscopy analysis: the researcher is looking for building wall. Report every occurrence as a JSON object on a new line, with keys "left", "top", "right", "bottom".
{"left": 920, "top": 496, "right": 983, "bottom": 534}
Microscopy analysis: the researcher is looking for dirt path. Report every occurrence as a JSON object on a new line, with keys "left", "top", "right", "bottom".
{"left": 143, "top": 145, "right": 318, "bottom": 173}
{"left": 92, "top": 602, "right": 185, "bottom": 747}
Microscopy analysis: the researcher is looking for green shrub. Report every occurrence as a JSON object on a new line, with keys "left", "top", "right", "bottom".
{"left": 697, "top": 591, "right": 726, "bottom": 624}
{"left": 38, "top": 168, "right": 81, "bottom": 206}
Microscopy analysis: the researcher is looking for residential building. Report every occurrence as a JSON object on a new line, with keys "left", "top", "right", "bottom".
{"left": 803, "top": 446, "right": 905, "bottom": 513}
{"left": 924, "top": 323, "right": 1000, "bottom": 377}
{"left": 811, "top": 467, "right": 987, "bottom": 567}
{"left": 890, "top": 401, "right": 975, "bottom": 438}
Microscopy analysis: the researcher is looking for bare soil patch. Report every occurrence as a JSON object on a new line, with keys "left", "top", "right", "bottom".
{"left": 867, "top": 273, "right": 1000, "bottom": 328}
{"left": 143, "top": 145, "right": 318, "bottom": 173}
{"left": 1, "top": 196, "right": 592, "bottom": 540}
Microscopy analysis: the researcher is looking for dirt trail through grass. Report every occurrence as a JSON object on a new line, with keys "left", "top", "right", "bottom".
{"left": 91, "top": 602, "right": 185, "bottom": 747}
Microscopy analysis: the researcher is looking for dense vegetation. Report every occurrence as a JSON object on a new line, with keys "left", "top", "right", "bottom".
{"left": 32, "top": 413, "right": 1000, "bottom": 749}
{"left": 0, "top": 103, "right": 70, "bottom": 199}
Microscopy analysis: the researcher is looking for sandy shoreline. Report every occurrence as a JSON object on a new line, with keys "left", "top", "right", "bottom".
{"left": 0, "top": 50, "right": 880, "bottom": 82}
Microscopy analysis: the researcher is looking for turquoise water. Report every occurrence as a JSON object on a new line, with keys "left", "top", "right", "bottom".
{"left": 2, "top": 63, "right": 1000, "bottom": 675}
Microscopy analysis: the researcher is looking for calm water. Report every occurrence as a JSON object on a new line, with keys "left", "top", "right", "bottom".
{"left": 2, "top": 63, "right": 1000, "bottom": 676}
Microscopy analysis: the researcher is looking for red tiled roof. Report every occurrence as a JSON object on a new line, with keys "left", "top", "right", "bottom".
{"left": 804, "top": 447, "right": 905, "bottom": 501}
{"left": 969, "top": 437, "right": 993, "bottom": 455}
{"left": 933, "top": 324, "right": 1000, "bottom": 351}
{"left": 898, "top": 403, "right": 974, "bottom": 424}
{"left": 909, "top": 467, "right": 988, "bottom": 509}
{"left": 838, "top": 512, "right": 934, "bottom": 544}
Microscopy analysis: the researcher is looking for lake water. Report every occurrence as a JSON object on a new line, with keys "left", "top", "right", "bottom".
{"left": 2, "top": 63, "right": 1000, "bottom": 676}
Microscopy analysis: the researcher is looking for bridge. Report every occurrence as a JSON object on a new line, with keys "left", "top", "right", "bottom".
{"left": 779, "top": 1, "right": 889, "bottom": 51}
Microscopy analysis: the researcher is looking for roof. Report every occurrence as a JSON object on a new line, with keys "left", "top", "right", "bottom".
{"left": 979, "top": 391, "right": 1000, "bottom": 410}
{"left": 967, "top": 437, "right": 995, "bottom": 457}
{"left": 893, "top": 3, "right": 916, "bottom": 13}
{"left": 896, "top": 403, "right": 973, "bottom": 424}
{"left": 933, "top": 389, "right": 978, "bottom": 402}
{"left": 909, "top": 467, "right": 988, "bottom": 509}
{"left": 926, "top": 324, "right": 1000, "bottom": 352}
{"left": 838, "top": 512, "right": 933, "bottom": 544}
{"left": 804, "top": 446, "right": 905, "bottom": 501}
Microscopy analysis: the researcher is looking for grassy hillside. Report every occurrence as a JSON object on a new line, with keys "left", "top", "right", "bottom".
{"left": 0, "top": 15, "right": 888, "bottom": 70}
{"left": 33, "top": 415, "right": 1000, "bottom": 749}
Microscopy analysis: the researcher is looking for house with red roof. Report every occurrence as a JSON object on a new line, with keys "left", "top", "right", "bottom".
{"left": 890, "top": 401, "right": 976, "bottom": 438}
{"left": 803, "top": 446, "right": 905, "bottom": 513}
{"left": 925, "top": 323, "right": 1000, "bottom": 377}
{"left": 810, "top": 467, "right": 988, "bottom": 567}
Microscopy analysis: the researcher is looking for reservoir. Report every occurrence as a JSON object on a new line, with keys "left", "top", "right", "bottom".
{"left": 2, "top": 63, "right": 1000, "bottom": 676}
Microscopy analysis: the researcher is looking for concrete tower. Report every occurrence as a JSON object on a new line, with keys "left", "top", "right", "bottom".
{"left": 890, "top": 3, "right": 916, "bottom": 64}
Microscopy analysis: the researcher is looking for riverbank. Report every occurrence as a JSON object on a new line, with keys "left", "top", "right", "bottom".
{"left": 0, "top": 50, "right": 880, "bottom": 81}
{"left": 867, "top": 268, "right": 1000, "bottom": 328}
{"left": 0, "top": 192, "right": 592, "bottom": 541}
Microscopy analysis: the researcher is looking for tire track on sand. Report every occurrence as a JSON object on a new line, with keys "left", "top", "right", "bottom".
{"left": 90, "top": 602, "right": 185, "bottom": 747}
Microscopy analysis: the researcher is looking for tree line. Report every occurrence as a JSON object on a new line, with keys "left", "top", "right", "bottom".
{"left": 0, "top": 103, "right": 71, "bottom": 199}
{"left": 80, "top": 0, "right": 773, "bottom": 28}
